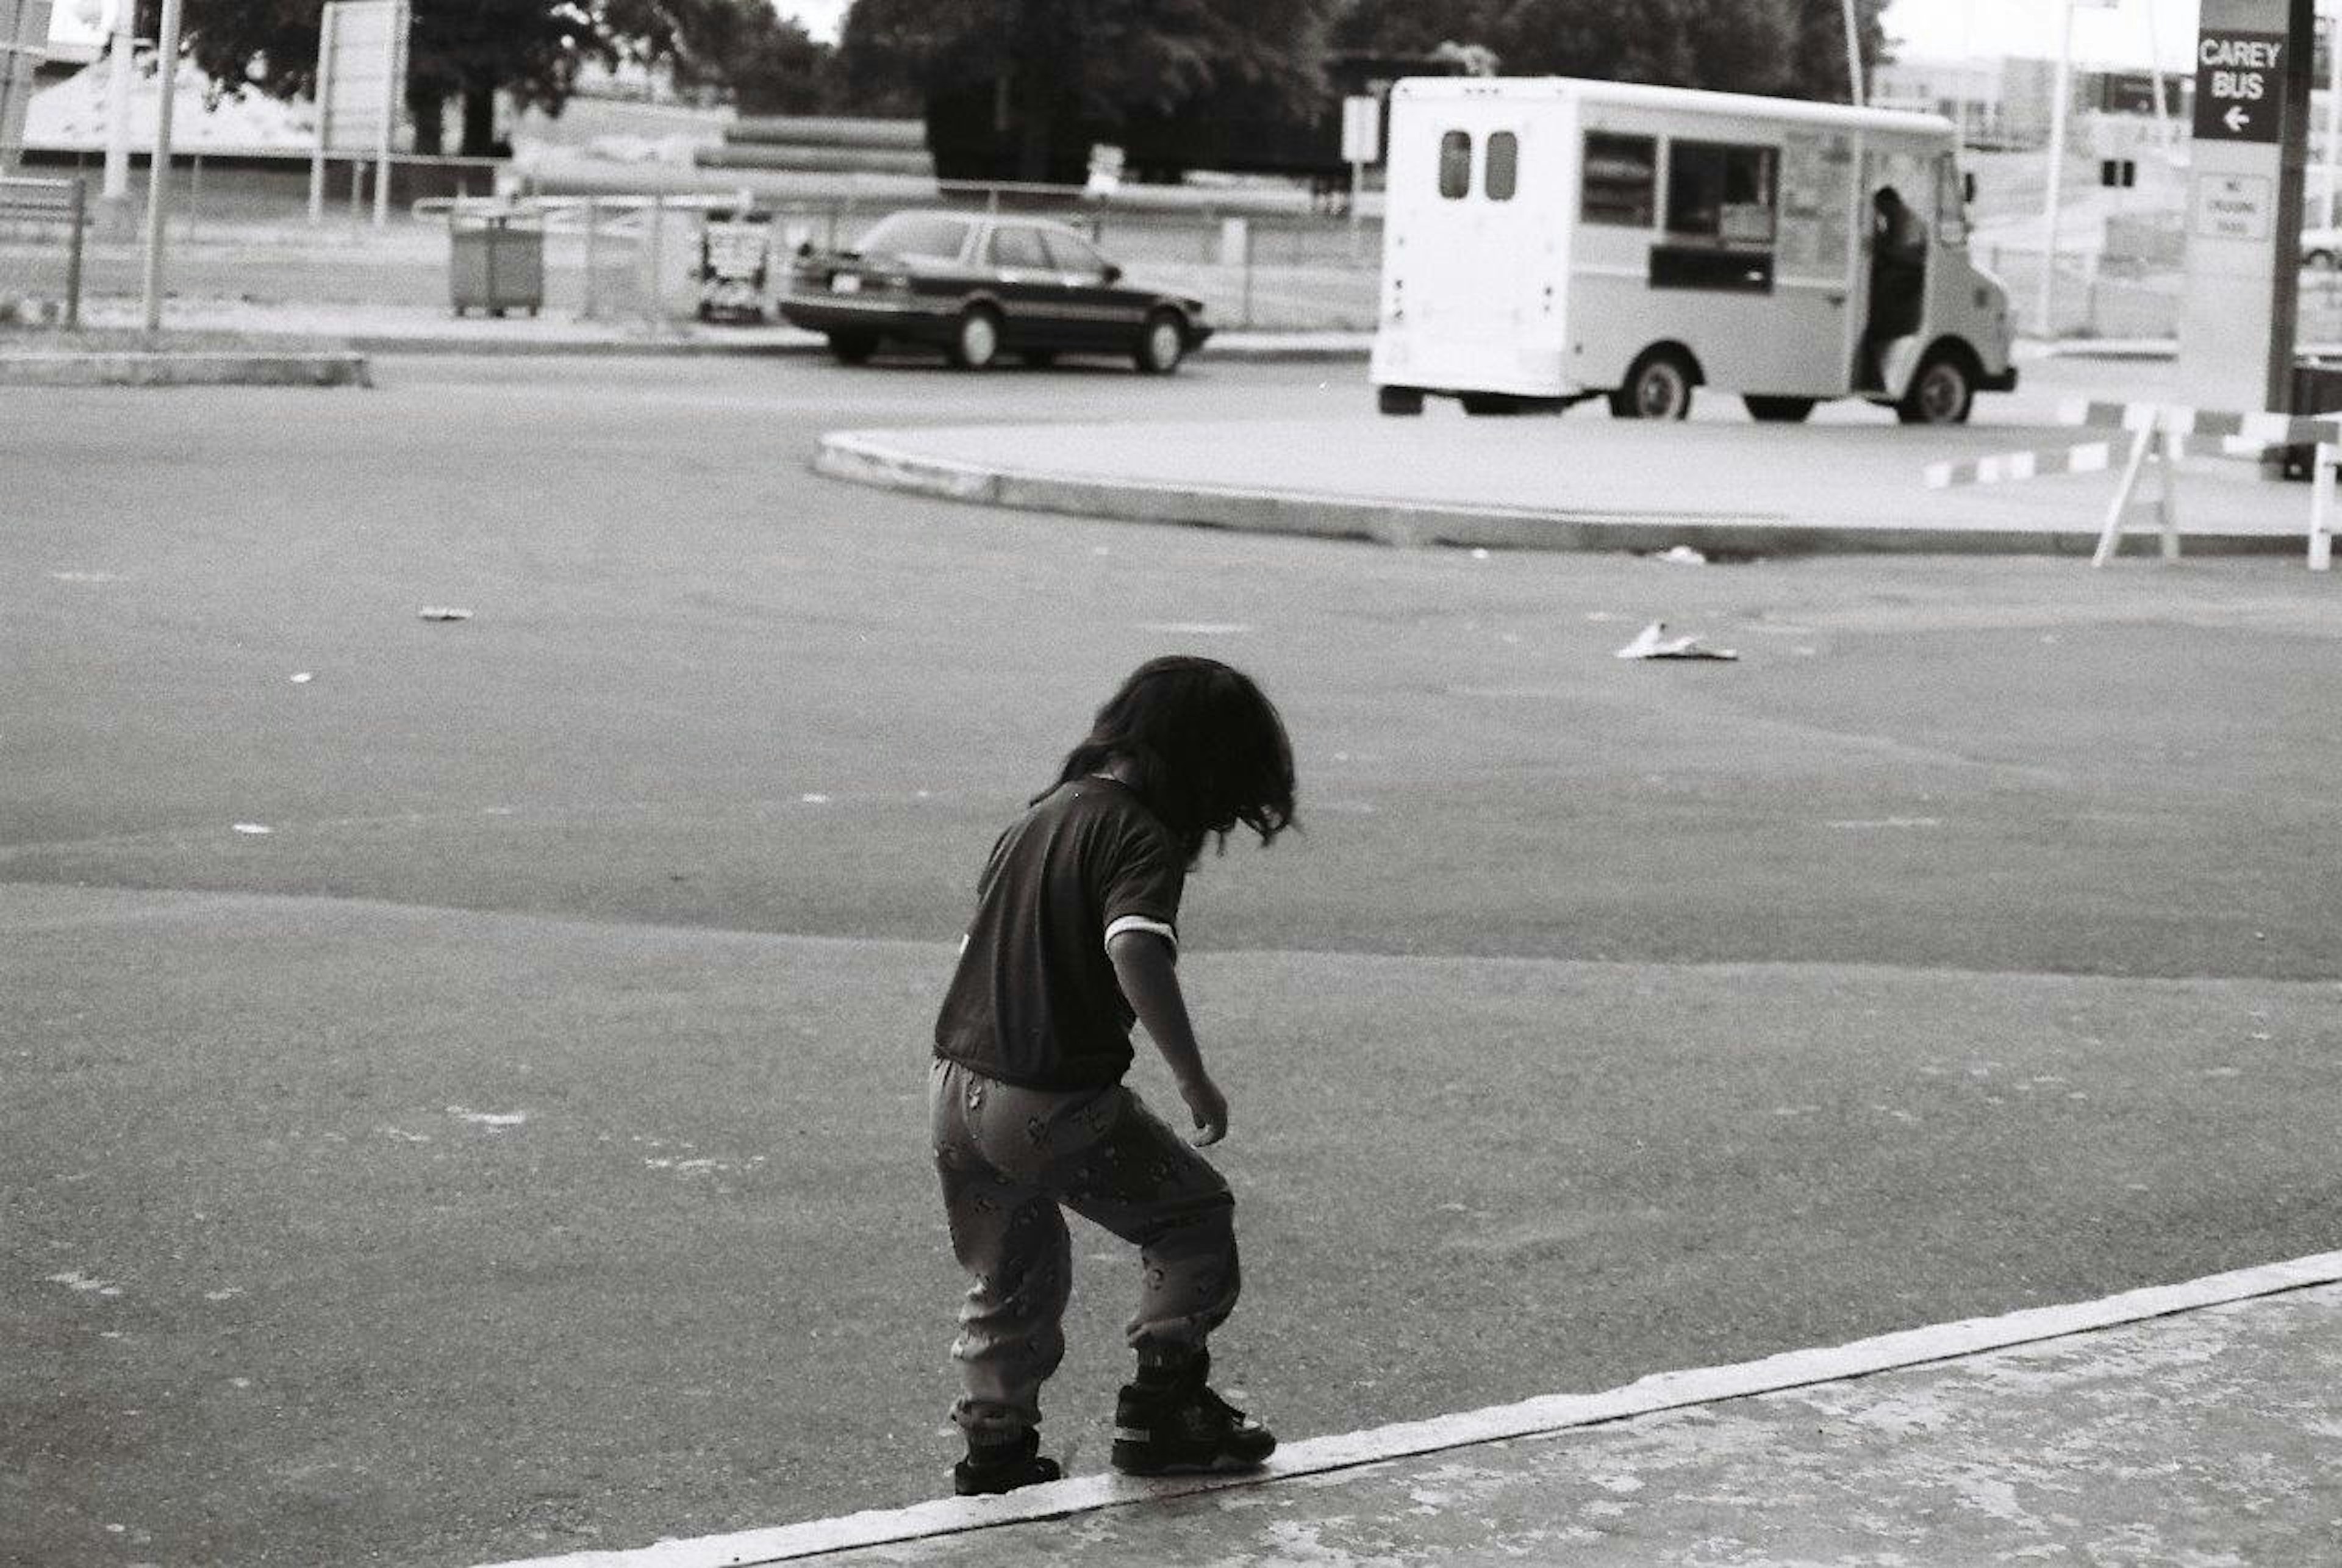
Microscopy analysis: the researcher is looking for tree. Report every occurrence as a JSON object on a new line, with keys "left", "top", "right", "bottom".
{"left": 1332, "top": 0, "right": 1891, "bottom": 105}
{"left": 1778, "top": 0, "right": 1892, "bottom": 104}
{"left": 837, "top": 0, "right": 1339, "bottom": 182}
{"left": 640, "top": 0, "right": 834, "bottom": 117}
{"left": 145, "top": 0, "right": 815, "bottom": 157}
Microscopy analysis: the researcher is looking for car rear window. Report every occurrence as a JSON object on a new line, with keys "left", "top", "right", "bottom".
{"left": 856, "top": 213, "right": 971, "bottom": 262}
{"left": 987, "top": 226, "right": 1051, "bottom": 269}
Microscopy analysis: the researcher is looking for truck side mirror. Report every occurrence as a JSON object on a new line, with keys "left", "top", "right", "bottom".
{"left": 1102, "top": 263, "right": 1123, "bottom": 284}
{"left": 1963, "top": 172, "right": 1977, "bottom": 204}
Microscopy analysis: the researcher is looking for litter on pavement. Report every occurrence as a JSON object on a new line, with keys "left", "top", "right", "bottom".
{"left": 417, "top": 606, "right": 473, "bottom": 621}
{"left": 231, "top": 823, "right": 274, "bottom": 835}
{"left": 1615, "top": 621, "right": 1739, "bottom": 661}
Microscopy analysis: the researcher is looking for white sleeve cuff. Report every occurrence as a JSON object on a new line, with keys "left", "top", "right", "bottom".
{"left": 1104, "top": 915, "right": 1178, "bottom": 953}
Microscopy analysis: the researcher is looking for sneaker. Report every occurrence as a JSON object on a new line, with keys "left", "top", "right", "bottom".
{"left": 951, "top": 1428, "right": 1062, "bottom": 1497}
{"left": 1110, "top": 1372, "right": 1277, "bottom": 1477}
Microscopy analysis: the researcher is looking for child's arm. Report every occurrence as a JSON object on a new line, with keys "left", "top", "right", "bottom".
{"left": 1108, "top": 931, "right": 1228, "bottom": 1147}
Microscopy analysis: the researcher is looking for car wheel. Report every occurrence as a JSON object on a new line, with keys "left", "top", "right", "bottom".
{"left": 1742, "top": 395, "right": 1817, "bottom": 423}
{"left": 1133, "top": 310, "right": 1187, "bottom": 374}
{"left": 1377, "top": 385, "right": 1426, "bottom": 415}
{"left": 1896, "top": 351, "right": 1975, "bottom": 425}
{"left": 1609, "top": 349, "right": 1696, "bottom": 420}
{"left": 2310, "top": 249, "right": 2337, "bottom": 271}
{"left": 948, "top": 306, "right": 1003, "bottom": 370}
{"left": 828, "top": 332, "right": 878, "bottom": 365}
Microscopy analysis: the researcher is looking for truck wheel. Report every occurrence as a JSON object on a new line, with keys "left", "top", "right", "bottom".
{"left": 1897, "top": 351, "right": 1975, "bottom": 425}
{"left": 1134, "top": 310, "right": 1187, "bottom": 374}
{"left": 828, "top": 332, "right": 878, "bottom": 365}
{"left": 1610, "top": 349, "right": 1696, "bottom": 420}
{"left": 1743, "top": 395, "right": 1817, "bottom": 423}
{"left": 948, "top": 306, "right": 1003, "bottom": 370}
{"left": 1377, "top": 385, "right": 1426, "bottom": 415}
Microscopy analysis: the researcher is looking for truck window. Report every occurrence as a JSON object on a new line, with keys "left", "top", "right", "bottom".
{"left": 1439, "top": 131, "right": 1472, "bottom": 199}
{"left": 1581, "top": 134, "right": 1656, "bottom": 226}
{"left": 1665, "top": 141, "right": 1778, "bottom": 245}
{"left": 1486, "top": 132, "right": 1518, "bottom": 201}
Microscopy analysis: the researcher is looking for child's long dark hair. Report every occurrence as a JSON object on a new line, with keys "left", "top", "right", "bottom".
{"left": 1046, "top": 656, "right": 1297, "bottom": 865}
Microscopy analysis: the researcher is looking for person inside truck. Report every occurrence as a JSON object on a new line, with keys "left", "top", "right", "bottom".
{"left": 1864, "top": 185, "right": 1927, "bottom": 386}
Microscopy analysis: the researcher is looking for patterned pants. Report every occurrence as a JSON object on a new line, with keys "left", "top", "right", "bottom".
{"left": 929, "top": 1057, "right": 1239, "bottom": 1441}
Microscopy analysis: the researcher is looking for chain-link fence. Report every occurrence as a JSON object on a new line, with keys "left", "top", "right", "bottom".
{"left": 0, "top": 173, "right": 86, "bottom": 327}
{"left": 1, "top": 154, "right": 1384, "bottom": 334}
{"left": 1975, "top": 238, "right": 2342, "bottom": 346}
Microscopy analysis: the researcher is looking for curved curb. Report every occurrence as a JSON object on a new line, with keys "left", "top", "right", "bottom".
{"left": 0, "top": 351, "right": 372, "bottom": 388}
{"left": 814, "top": 430, "right": 2297, "bottom": 558}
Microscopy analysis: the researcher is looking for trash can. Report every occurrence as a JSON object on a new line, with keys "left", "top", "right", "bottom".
{"left": 449, "top": 208, "right": 545, "bottom": 318}
{"left": 2281, "top": 358, "right": 2342, "bottom": 479}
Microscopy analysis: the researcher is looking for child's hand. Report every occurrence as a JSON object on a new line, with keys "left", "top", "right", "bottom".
{"left": 1180, "top": 1073, "right": 1229, "bottom": 1147}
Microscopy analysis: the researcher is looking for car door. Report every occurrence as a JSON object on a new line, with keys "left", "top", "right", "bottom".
{"left": 1040, "top": 226, "right": 1145, "bottom": 351}
{"left": 981, "top": 222, "right": 1065, "bottom": 349}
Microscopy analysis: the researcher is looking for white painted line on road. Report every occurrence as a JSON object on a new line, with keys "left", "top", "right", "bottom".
{"left": 470, "top": 1247, "right": 2342, "bottom": 1568}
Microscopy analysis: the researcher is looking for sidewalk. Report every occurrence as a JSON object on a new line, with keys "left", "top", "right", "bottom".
{"left": 815, "top": 399, "right": 2329, "bottom": 562}
{"left": 481, "top": 1254, "right": 2342, "bottom": 1567}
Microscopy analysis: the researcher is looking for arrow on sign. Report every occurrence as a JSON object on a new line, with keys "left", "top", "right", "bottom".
{"left": 2225, "top": 105, "right": 2252, "bottom": 132}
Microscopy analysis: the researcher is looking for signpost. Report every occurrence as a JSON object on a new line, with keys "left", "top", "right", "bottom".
{"left": 310, "top": 0, "right": 409, "bottom": 226}
{"left": 2178, "top": 0, "right": 2316, "bottom": 415}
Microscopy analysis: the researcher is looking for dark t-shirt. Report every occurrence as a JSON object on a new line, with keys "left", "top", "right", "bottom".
{"left": 933, "top": 776, "right": 1186, "bottom": 1090}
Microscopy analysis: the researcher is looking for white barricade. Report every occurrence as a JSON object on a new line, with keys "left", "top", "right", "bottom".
{"left": 1922, "top": 398, "right": 2342, "bottom": 570}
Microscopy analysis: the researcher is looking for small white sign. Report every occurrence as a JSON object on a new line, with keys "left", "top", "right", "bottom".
{"left": 1341, "top": 95, "right": 1381, "bottom": 164}
{"left": 1084, "top": 141, "right": 1123, "bottom": 196}
{"left": 2193, "top": 172, "right": 2274, "bottom": 241}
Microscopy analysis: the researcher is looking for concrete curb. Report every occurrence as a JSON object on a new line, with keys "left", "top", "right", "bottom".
{"left": 0, "top": 351, "right": 372, "bottom": 388}
{"left": 813, "top": 429, "right": 2306, "bottom": 559}
{"left": 471, "top": 1248, "right": 2342, "bottom": 1568}
{"left": 344, "top": 334, "right": 1372, "bottom": 362}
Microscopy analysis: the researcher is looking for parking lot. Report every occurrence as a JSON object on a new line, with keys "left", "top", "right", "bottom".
{"left": 6, "top": 354, "right": 2340, "bottom": 1567}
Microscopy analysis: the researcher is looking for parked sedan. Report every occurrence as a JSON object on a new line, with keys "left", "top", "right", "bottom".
{"left": 780, "top": 209, "right": 1212, "bottom": 373}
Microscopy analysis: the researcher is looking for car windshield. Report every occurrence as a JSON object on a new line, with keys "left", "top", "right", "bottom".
{"left": 854, "top": 213, "right": 972, "bottom": 263}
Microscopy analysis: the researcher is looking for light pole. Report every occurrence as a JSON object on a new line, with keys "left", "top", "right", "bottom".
{"left": 2326, "top": 5, "right": 2341, "bottom": 228}
{"left": 1841, "top": 0, "right": 1864, "bottom": 106}
{"left": 2037, "top": 0, "right": 2079, "bottom": 337}
{"left": 139, "top": 0, "right": 183, "bottom": 332}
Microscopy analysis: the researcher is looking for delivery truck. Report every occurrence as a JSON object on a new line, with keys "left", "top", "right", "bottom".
{"left": 1370, "top": 76, "right": 2018, "bottom": 424}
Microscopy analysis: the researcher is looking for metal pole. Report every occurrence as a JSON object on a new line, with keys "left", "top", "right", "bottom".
{"left": 581, "top": 196, "right": 599, "bottom": 320}
{"left": 647, "top": 193, "right": 665, "bottom": 329}
{"left": 310, "top": 0, "right": 337, "bottom": 224}
{"left": 102, "top": 5, "right": 133, "bottom": 205}
{"left": 140, "top": 0, "right": 185, "bottom": 334}
{"left": 2327, "top": 9, "right": 2341, "bottom": 228}
{"left": 2037, "top": 0, "right": 2076, "bottom": 338}
{"left": 65, "top": 175, "right": 85, "bottom": 330}
{"left": 374, "top": 0, "right": 404, "bottom": 227}
{"left": 2144, "top": 0, "right": 2172, "bottom": 153}
{"left": 1841, "top": 0, "right": 1864, "bottom": 106}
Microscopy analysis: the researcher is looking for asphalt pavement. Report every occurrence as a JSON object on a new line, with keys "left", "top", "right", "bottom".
{"left": 9, "top": 354, "right": 2340, "bottom": 1568}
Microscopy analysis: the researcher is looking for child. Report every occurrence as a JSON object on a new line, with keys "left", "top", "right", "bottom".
{"left": 929, "top": 655, "right": 1298, "bottom": 1496}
